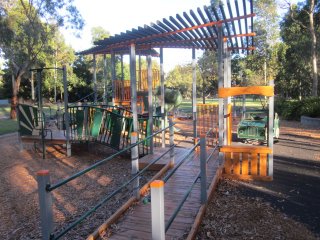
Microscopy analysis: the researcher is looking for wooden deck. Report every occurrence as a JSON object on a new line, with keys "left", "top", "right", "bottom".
{"left": 102, "top": 145, "right": 220, "bottom": 239}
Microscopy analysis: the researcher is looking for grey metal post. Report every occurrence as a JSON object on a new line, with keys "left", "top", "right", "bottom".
{"left": 223, "top": 47, "right": 231, "bottom": 146}
{"left": 168, "top": 116, "right": 175, "bottom": 167}
{"left": 37, "top": 70, "right": 46, "bottom": 159}
{"left": 151, "top": 180, "right": 165, "bottom": 240}
{"left": 93, "top": 54, "right": 97, "bottom": 103}
{"left": 138, "top": 54, "right": 142, "bottom": 91}
{"left": 121, "top": 54, "right": 124, "bottom": 102}
{"left": 268, "top": 79, "right": 274, "bottom": 177}
{"left": 218, "top": 24, "right": 224, "bottom": 165}
{"left": 111, "top": 51, "right": 116, "bottom": 105}
{"left": 200, "top": 134, "right": 207, "bottom": 204}
{"left": 147, "top": 55, "right": 154, "bottom": 153}
{"left": 63, "top": 65, "right": 71, "bottom": 156}
{"left": 160, "top": 48, "right": 165, "bottom": 148}
{"left": 130, "top": 44, "right": 138, "bottom": 132}
{"left": 31, "top": 71, "right": 35, "bottom": 100}
{"left": 103, "top": 54, "right": 108, "bottom": 104}
{"left": 37, "top": 170, "right": 53, "bottom": 240}
{"left": 192, "top": 48, "right": 197, "bottom": 142}
{"left": 131, "top": 132, "right": 140, "bottom": 199}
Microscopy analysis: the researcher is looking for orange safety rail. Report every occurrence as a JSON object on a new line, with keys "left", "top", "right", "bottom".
{"left": 220, "top": 146, "right": 272, "bottom": 181}
{"left": 196, "top": 103, "right": 219, "bottom": 144}
{"left": 137, "top": 69, "right": 160, "bottom": 91}
{"left": 218, "top": 86, "right": 274, "bottom": 98}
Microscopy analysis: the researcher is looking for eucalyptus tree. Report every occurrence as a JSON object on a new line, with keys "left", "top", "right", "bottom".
{"left": 0, "top": 0, "right": 83, "bottom": 118}
{"left": 284, "top": 0, "right": 319, "bottom": 96}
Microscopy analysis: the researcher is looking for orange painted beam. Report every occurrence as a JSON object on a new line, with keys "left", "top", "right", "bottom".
{"left": 218, "top": 86, "right": 274, "bottom": 98}
{"left": 220, "top": 146, "right": 272, "bottom": 154}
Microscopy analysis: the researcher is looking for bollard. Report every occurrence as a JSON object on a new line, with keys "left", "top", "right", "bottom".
{"left": 151, "top": 180, "right": 165, "bottom": 240}
{"left": 168, "top": 116, "right": 175, "bottom": 167}
{"left": 131, "top": 132, "right": 140, "bottom": 199}
{"left": 37, "top": 170, "right": 53, "bottom": 240}
{"left": 200, "top": 134, "right": 207, "bottom": 204}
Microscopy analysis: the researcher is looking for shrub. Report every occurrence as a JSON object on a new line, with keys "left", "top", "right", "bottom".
{"left": 275, "top": 97, "right": 320, "bottom": 120}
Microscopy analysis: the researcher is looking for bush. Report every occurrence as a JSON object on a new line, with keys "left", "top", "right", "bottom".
{"left": 275, "top": 97, "right": 320, "bottom": 120}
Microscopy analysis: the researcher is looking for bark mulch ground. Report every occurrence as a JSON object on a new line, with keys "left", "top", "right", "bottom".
{"left": 196, "top": 120, "right": 320, "bottom": 240}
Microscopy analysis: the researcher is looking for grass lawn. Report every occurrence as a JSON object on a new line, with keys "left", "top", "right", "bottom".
{"left": 178, "top": 97, "right": 265, "bottom": 113}
{"left": 0, "top": 105, "right": 10, "bottom": 118}
{"left": 0, "top": 119, "right": 18, "bottom": 135}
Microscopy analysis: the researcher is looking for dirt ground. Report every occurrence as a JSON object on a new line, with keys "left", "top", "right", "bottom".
{"left": 0, "top": 120, "right": 319, "bottom": 239}
{"left": 196, "top": 120, "right": 320, "bottom": 240}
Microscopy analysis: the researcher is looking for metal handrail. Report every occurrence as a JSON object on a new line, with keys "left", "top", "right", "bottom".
{"left": 52, "top": 144, "right": 175, "bottom": 239}
{"left": 47, "top": 123, "right": 174, "bottom": 192}
{"left": 163, "top": 141, "right": 199, "bottom": 183}
{"left": 165, "top": 174, "right": 200, "bottom": 232}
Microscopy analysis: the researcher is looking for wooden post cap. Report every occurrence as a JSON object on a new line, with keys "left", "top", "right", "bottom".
{"left": 37, "top": 170, "right": 49, "bottom": 176}
{"left": 150, "top": 180, "right": 164, "bottom": 188}
{"left": 200, "top": 133, "right": 206, "bottom": 138}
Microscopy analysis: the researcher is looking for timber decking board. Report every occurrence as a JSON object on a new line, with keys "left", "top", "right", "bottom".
{"left": 107, "top": 146, "right": 220, "bottom": 240}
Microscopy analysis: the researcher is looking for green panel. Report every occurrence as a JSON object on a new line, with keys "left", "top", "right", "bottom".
{"left": 17, "top": 104, "right": 36, "bottom": 136}
{"left": 109, "top": 113, "right": 123, "bottom": 149}
{"left": 75, "top": 109, "right": 85, "bottom": 140}
{"left": 91, "top": 109, "right": 103, "bottom": 138}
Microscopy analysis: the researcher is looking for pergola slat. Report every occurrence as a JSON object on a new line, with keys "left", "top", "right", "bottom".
{"left": 79, "top": 2, "right": 255, "bottom": 56}
{"left": 197, "top": 7, "right": 218, "bottom": 48}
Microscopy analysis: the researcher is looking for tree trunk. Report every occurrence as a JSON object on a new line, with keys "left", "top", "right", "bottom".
{"left": 309, "top": 0, "right": 318, "bottom": 96}
{"left": 10, "top": 74, "right": 22, "bottom": 119}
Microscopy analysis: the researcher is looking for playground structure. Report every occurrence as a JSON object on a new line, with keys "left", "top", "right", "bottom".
{"left": 12, "top": 1, "right": 278, "bottom": 239}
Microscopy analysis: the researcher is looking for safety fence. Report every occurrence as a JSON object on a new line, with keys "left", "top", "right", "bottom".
{"left": 66, "top": 105, "right": 162, "bottom": 156}
{"left": 150, "top": 130, "right": 218, "bottom": 239}
{"left": 36, "top": 121, "right": 175, "bottom": 240}
{"left": 196, "top": 103, "right": 219, "bottom": 145}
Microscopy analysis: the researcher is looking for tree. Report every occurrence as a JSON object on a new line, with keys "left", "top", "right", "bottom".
{"left": 285, "top": 0, "right": 319, "bottom": 96}
{"left": 0, "top": 0, "right": 83, "bottom": 118}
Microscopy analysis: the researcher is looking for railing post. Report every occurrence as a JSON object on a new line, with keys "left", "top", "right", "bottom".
{"left": 200, "top": 134, "right": 207, "bottom": 204}
{"left": 168, "top": 116, "right": 175, "bottom": 167}
{"left": 37, "top": 170, "right": 53, "bottom": 240}
{"left": 131, "top": 132, "right": 140, "bottom": 199}
{"left": 151, "top": 180, "right": 165, "bottom": 240}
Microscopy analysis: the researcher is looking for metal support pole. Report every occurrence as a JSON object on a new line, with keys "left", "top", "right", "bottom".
{"left": 63, "top": 65, "right": 71, "bottom": 157}
{"left": 200, "top": 134, "right": 207, "bottom": 204}
{"left": 93, "top": 54, "right": 97, "bottom": 103}
{"left": 111, "top": 51, "right": 116, "bottom": 105}
{"left": 151, "top": 180, "right": 165, "bottom": 240}
{"left": 160, "top": 48, "right": 165, "bottom": 148}
{"left": 37, "top": 170, "right": 53, "bottom": 240}
{"left": 31, "top": 71, "right": 35, "bottom": 101}
{"left": 168, "top": 116, "right": 174, "bottom": 167}
{"left": 147, "top": 55, "right": 154, "bottom": 154}
{"left": 268, "top": 79, "right": 274, "bottom": 178}
{"left": 37, "top": 70, "right": 46, "bottom": 159}
{"left": 218, "top": 24, "right": 224, "bottom": 165}
{"left": 131, "top": 132, "right": 140, "bottom": 199}
{"left": 138, "top": 54, "right": 142, "bottom": 91}
{"left": 223, "top": 45, "right": 230, "bottom": 146}
{"left": 192, "top": 48, "right": 197, "bottom": 142}
{"left": 121, "top": 54, "right": 124, "bottom": 102}
{"left": 130, "top": 44, "right": 138, "bottom": 132}
{"left": 103, "top": 54, "right": 108, "bottom": 104}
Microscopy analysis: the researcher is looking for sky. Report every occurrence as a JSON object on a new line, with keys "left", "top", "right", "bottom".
{"left": 61, "top": 0, "right": 211, "bottom": 71}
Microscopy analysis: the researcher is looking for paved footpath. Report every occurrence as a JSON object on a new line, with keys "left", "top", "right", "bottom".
{"left": 235, "top": 120, "right": 320, "bottom": 236}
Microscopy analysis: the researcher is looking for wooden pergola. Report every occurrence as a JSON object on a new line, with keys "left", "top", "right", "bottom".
{"left": 79, "top": 1, "right": 276, "bottom": 180}
{"left": 80, "top": 0, "right": 255, "bottom": 138}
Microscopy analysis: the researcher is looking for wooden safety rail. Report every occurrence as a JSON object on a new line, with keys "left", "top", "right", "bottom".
{"left": 220, "top": 145, "right": 272, "bottom": 181}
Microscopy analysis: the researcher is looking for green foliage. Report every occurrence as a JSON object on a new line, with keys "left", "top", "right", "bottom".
{"left": 166, "top": 64, "right": 203, "bottom": 98}
{"left": 275, "top": 97, "right": 320, "bottom": 120}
